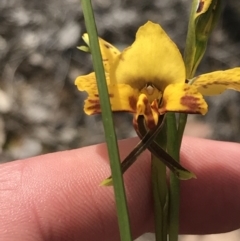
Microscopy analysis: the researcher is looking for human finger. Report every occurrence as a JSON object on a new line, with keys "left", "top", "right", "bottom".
{"left": 1, "top": 137, "right": 240, "bottom": 241}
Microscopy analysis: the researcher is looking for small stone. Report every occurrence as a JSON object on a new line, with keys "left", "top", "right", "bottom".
{"left": 0, "top": 89, "right": 11, "bottom": 113}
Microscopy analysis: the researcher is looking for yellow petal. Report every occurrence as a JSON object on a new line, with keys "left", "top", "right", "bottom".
{"left": 75, "top": 72, "right": 98, "bottom": 91}
{"left": 109, "top": 84, "right": 139, "bottom": 113}
{"left": 75, "top": 73, "right": 139, "bottom": 114}
{"left": 82, "top": 34, "right": 121, "bottom": 73}
{"left": 159, "top": 83, "right": 208, "bottom": 115}
{"left": 135, "top": 94, "right": 159, "bottom": 130}
{"left": 192, "top": 68, "right": 240, "bottom": 95}
{"left": 110, "top": 21, "right": 185, "bottom": 90}
{"left": 75, "top": 72, "right": 101, "bottom": 115}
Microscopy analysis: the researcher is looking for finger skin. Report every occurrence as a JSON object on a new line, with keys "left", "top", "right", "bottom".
{"left": 180, "top": 138, "right": 240, "bottom": 234}
{"left": 0, "top": 138, "right": 152, "bottom": 241}
{"left": 0, "top": 137, "right": 240, "bottom": 241}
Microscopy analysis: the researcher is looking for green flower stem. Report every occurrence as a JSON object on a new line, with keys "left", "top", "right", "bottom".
{"left": 152, "top": 121, "right": 168, "bottom": 241}
{"left": 178, "top": 0, "right": 199, "bottom": 146}
{"left": 176, "top": 2, "right": 222, "bottom": 241}
{"left": 152, "top": 154, "right": 168, "bottom": 241}
{"left": 173, "top": 2, "right": 200, "bottom": 239}
{"left": 177, "top": 113, "right": 188, "bottom": 149}
{"left": 80, "top": 1, "right": 132, "bottom": 241}
{"left": 177, "top": 0, "right": 198, "bottom": 151}
{"left": 183, "top": 0, "right": 199, "bottom": 78}
{"left": 166, "top": 113, "right": 180, "bottom": 241}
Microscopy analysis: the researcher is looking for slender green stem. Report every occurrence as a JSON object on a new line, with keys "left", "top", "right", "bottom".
{"left": 177, "top": 113, "right": 188, "bottom": 149}
{"left": 166, "top": 113, "right": 178, "bottom": 159}
{"left": 166, "top": 113, "right": 180, "bottom": 241}
{"left": 178, "top": 0, "right": 199, "bottom": 150}
{"left": 80, "top": 1, "right": 132, "bottom": 241}
{"left": 183, "top": 0, "right": 199, "bottom": 78}
{"left": 178, "top": 0, "right": 201, "bottom": 147}
{"left": 168, "top": 173, "right": 180, "bottom": 241}
{"left": 152, "top": 121, "right": 168, "bottom": 241}
{"left": 152, "top": 154, "right": 168, "bottom": 241}
{"left": 167, "top": 3, "right": 198, "bottom": 239}
{"left": 170, "top": 1, "right": 222, "bottom": 240}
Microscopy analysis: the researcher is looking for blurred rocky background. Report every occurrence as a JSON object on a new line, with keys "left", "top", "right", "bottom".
{"left": 1, "top": 0, "right": 240, "bottom": 163}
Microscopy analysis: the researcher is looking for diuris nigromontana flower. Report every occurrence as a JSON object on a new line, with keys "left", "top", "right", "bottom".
{"left": 75, "top": 21, "right": 240, "bottom": 129}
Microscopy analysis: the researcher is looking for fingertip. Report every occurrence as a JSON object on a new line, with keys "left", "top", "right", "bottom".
{"left": 0, "top": 138, "right": 153, "bottom": 241}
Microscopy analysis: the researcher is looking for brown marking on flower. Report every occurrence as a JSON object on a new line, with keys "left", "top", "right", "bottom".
{"left": 104, "top": 43, "right": 112, "bottom": 49}
{"left": 129, "top": 96, "right": 137, "bottom": 111}
{"left": 201, "top": 84, "right": 208, "bottom": 89}
{"left": 86, "top": 99, "right": 101, "bottom": 113}
{"left": 158, "top": 107, "right": 166, "bottom": 115}
{"left": 94, "top": 93, "right": 114, "bottom": 98}
{"left": 183, "top": 86, "right": 190, "bottom": 91}
{"left": 143, "top": 96, "right": 149, "bottom": 106}
{"left": 86, "top": 105, "right": 101, "bottom": 114}
{"left": 145, "top": 117, "right": 156, "bottom": 130}
{"left": 119, "top": 55, "right": 125, "bottom": 61}
{"left": 144, "top": 106, "right": 151, "bottom": 116}
{"left": 219, "top": 80, "right": 238, "bottom": 86}
{"left": 151, "top": 100, "right": 159, "bottom": 112}
{"left": 88, "top": 99, "right": 100, "bottom": 104}
{"left": 196, "top": 0, "right": 204, "bottom": 13}
{"left": 141, "top": 97, "right": 151, "bottom": 115}
{"left": 141, "top": 97, "right": 157, "bottom": 130}
{"left": 213, "top": 80, "right": 232, "bottom": 86}
{"left": 181, "top": 95, "right": 201, "bottom": 112}
{"left": 91, "top": 109, "right": 101, "bottom": 114}
{"left": 132, "top": 118, "right": 139, "bottom": 132}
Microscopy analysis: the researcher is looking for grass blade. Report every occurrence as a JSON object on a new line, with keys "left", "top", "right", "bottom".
{"left": 80, "top": 1, "right": 132, "bottom": 240}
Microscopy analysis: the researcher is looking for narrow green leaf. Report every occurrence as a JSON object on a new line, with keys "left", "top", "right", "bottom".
{"left": 184, "top": 0, "right": 200, "bottom": 78}
{"left": 80, "top": 1, "right": 132, "bottom": 241}
{"left": 152, "top": 154, "right": 168, "bottom": 241}
{"left": 147, "top": 141, "right": 196, "bottom": 180}
{"left": 166, "top": 113, "right": 180, "bottom": 241}
{"left": 151, "top": 120, "right": 168, "bottom": 241}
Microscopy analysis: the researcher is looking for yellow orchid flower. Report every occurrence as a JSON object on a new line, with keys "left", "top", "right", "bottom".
{"left": 75, "top": 21, "right": 240, "bottom": 129}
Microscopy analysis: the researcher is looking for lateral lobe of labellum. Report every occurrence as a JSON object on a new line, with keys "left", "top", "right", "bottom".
{"left": 102, "top": 114, "right": 195, "bottom": 186}
{"left": 120, "top": 115, "right": 165, "bottom": 174}
{"left": 136, "top": 116, "right": 196, "bottom": 180}
{"left": 102, "top": 115, "right": 165, "bottom": 185}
